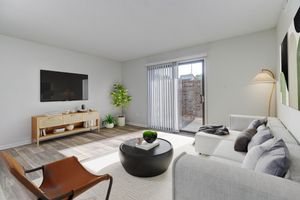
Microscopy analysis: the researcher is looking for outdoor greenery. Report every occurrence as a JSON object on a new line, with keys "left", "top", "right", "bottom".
{"left": 102, "top": 114, "right": 116, "bottom": 125}
{"left": 111, "top": 83, "right": 132, "bottom": 116}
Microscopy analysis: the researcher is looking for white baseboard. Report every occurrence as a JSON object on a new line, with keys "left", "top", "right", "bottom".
{"left": 127, "top": 122, "right": 148, "bottom": 128}
{"left": 0, "top": 139, "right": 31, "bottom": 150}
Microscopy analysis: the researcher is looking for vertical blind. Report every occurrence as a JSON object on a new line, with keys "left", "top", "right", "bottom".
{"left": 147, "top": 62, "right": 179, "bottom": 132}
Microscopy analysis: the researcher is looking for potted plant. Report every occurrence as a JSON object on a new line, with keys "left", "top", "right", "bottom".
{"left": 143, "top": 130, "right": 158, "bottom": 143}
{"left": 102, "top": 114, "right": 116, "bottom": 128}
{"left": 111, "top": 83, "right": 132, "bottom": 126}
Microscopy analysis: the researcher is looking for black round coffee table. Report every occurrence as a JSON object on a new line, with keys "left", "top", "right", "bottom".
{"left": 119, "top": 138, "right": 173, "bottom": 177}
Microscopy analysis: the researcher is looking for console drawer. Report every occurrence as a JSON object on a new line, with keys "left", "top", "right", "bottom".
{"left": 39, "top": 116, "right": 63, "bottom": 128}
{"left": 63, "top": 113, "right": 83, "bottom": 124}
{"left": 82, "top": 112, "right": 99, "bottom": 121}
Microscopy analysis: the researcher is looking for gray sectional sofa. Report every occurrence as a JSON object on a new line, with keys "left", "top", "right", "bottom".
{"left": 173, "top": 115, "right": 300, "bottom": 200}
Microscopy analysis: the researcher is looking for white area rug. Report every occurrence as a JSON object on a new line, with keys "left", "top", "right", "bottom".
{"left": 0, "top": 186, "right": 5, "bottom": 200}
{"left": 35, "top": 132, "right": 197, "bottom": 200}
{"left": 81, "top": 132, "right": 195, "bottom": 174}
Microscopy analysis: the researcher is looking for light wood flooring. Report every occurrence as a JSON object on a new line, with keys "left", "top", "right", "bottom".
{"left": 0, "top": 125, "right": 194, "bottom": 200}
{"left": 0, "top": 125, "right": 146, "bottom": 200}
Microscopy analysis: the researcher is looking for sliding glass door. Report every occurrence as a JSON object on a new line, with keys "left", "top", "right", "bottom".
{"left": 178, "top": 60, "right": 205, "bottom": 132}
{"left": 147, "top": 59, "right": 205, "bottom": 133}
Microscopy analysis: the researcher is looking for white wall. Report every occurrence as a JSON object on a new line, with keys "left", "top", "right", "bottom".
{"left": 276, "top": 0, "right": 300, "bottom": 142}
{"left": 122, "top": 29, "right": 277, "bottom": 127}
{"left": 0, "top": 34, "right": 122, "bottom": 149}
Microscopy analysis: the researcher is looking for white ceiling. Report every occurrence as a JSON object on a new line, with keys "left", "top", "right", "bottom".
{"left": 0, "top": 0, "right": 285, "bottom": 62}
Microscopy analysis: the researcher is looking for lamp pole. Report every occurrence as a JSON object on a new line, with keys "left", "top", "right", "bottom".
{"left": 261, "top": 69, "right": 275, "bottom": 116}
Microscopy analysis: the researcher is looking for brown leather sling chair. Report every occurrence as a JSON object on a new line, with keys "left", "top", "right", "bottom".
{"left": 1, "top": 152, "right": 113, "bottom": 200}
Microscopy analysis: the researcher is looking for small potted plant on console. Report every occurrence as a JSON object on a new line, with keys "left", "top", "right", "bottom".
{"left": 103, "top": 114, "right": 116, "bottom": 128}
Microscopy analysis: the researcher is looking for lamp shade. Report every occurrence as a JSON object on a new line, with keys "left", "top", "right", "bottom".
{"left": 252, "top": 69, "right": 275, "bottom": 83}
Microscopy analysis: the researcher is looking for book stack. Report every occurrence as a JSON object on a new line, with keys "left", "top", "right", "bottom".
{"left": 135, "top": 140, "right": 159, "bottom": 150}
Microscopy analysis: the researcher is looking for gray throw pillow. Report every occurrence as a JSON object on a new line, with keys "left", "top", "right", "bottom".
{"left": 255, "top": 139, "right": 290, "bottom": 177}
{"left": 248, "top": 128, "right": 273, "bottom": 151}
{"left": 242, "top": 138, "right": 274, "bottom": 170}
{"left": 234, "top": 129, "right": 256, "bottom": 152}
{"left": 248, "top": 118, "right": 268, "bottom": 130}
{"left": 242, "top": 138, "right": 290, "bottom": 178}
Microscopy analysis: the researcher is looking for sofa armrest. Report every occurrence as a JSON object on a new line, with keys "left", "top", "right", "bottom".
{"left": 194, "top": 132, "right": 223, "bottom": 155}
{"left": 230, "top": 114, "right": 265, "bottom": 131}
{"left": 173, "top": 153, "right": 300, "bottom": 200}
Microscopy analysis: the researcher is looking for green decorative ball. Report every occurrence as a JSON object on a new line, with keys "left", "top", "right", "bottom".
{"left": 143, "top": 130, "right": 158, "bottom": 143}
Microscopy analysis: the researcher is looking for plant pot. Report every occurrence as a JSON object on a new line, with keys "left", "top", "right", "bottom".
{"left": 105, "top": 123, "right": 114, "bottom": 128}
{"left": 143, "top": 130, "right": 157, "bottom": 143}
{"left": 118, "top": 116, "right": 125, "bottom": 126}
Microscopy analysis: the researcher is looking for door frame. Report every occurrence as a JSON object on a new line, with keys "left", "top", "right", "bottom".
{"left": 177, "top": 59, "right": 206, "bottom": 126}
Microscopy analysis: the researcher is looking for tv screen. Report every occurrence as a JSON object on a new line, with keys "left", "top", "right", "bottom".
{"left": 40, "top": 70, "right": 88, "bottom": 102}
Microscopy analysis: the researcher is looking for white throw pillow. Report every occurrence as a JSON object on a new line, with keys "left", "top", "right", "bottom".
{"left": 257, "top": 124, "right": 267, "bottom": 132}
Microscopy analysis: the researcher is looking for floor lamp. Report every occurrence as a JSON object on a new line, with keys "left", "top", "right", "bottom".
{"left": 253, "top": 69, "right": 276, "bottom": 116}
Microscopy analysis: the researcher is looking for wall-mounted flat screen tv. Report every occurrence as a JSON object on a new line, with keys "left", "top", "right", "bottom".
{"left": 40, "top": 70, "right": 88, "bottom": 102}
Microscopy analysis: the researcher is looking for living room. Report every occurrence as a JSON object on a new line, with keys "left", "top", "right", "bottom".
{"left": 0, "top": 0, "right": 300, "bottom": 199}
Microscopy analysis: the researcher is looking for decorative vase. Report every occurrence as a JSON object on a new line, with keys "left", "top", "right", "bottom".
{"left": 143, "top": 130, "right": 157, "bottom": 143}
{"left": 118, "top": 116, "right": 125, "bottom": 126}
{"left": 105, "top": 123, "right": 114, "bottom": 128}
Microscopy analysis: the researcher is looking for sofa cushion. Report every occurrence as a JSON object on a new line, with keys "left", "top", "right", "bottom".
{"left": 213, "top": 140, "right": 246, "bottom": 163}
{"left": 243, "top": 138, "right": 290, "bottom": 178}
{"left": 267, "top": 117, "right": 285, "bottom": 127}
{"left": 267, "top": 117, "right": 298, "bottom": 144}
{"left": 234, "top": 129, "right": 256, "bottom": 152}
{"left": 208, "top": 156, "right": 241, "bottom": 168}
{"left": 227, "top": 130, "right": 241, "bottom": 140}
{"left": 248, "top": 128, "right": 273, "bottom": 151}
{"left": 286, "top": 144, "right": 300, "bottom": 182}
{"left": 269, "top": 126, "right": 298, "bottom": 144}
{"left": 194, "top": 130, "right": 241, "bottom": 155}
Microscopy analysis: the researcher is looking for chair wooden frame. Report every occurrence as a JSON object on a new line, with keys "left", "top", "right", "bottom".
{"left": 1, "top": 152, "right": 113, "bottom": 200}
